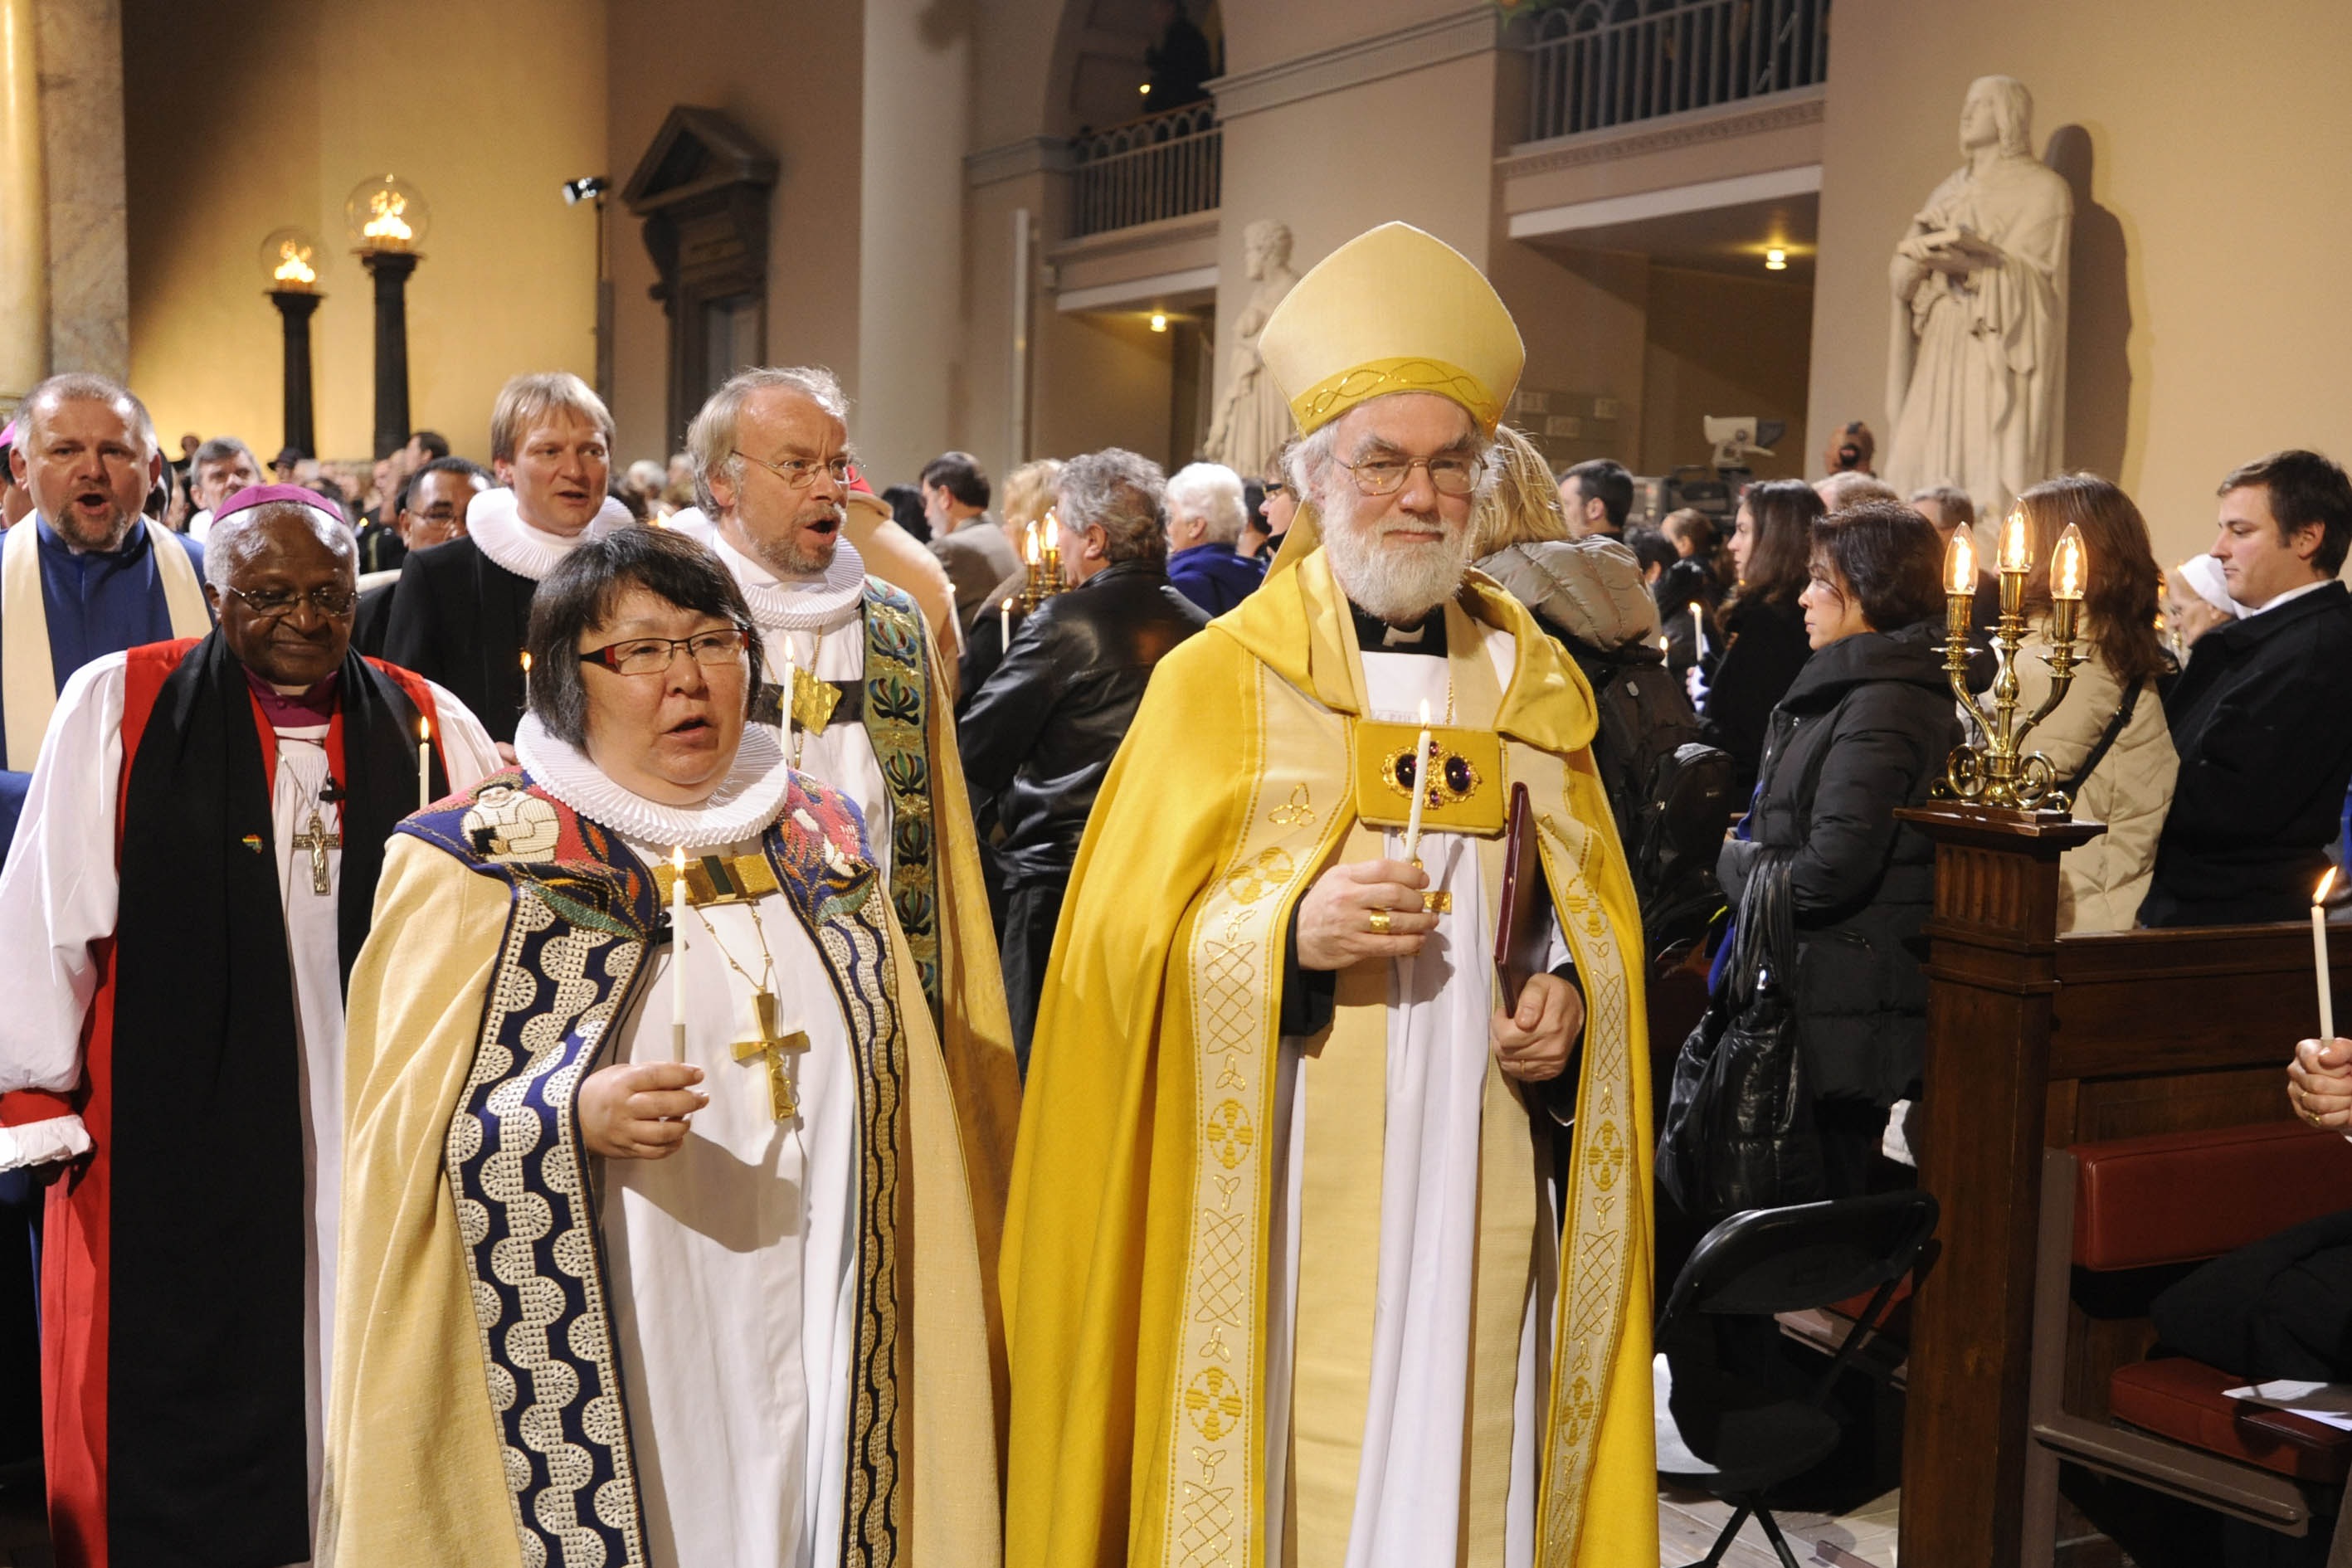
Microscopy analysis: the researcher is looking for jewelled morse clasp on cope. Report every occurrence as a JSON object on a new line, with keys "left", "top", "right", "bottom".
{"left": 1382, "top": 736, "right": 1481, "bottom": 810}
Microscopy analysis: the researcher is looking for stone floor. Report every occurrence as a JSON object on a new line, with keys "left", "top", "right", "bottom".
{"left": 1658, "top": 1484, "right": 1903, "bottom": 1567}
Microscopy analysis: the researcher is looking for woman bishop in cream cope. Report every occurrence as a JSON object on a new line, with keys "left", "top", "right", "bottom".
{"left": 1002, "top": 222, "right": 1657, "bottom": 1567}
{"left": 326, "top": 527, "right": 1010, "bottom": 1568}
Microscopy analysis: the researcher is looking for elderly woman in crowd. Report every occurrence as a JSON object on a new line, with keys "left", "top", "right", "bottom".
{"left": 328, "top": 527, "right": 1006, "bottom": 1567}
{"left": 2004, "top": 474, "right": 2179, "bottom": 930}
{"left": 1702, "top": 477, "right": 1823, "bottom": 801}
{"left": 1717, "top": 501, "right": 1960, "bottom": 1194}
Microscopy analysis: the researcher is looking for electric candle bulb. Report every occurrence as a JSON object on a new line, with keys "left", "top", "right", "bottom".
{"left": 2000, "top": 509, "right": 2028, "bottom": 573}
{"left": 2052, "top": 523, "right": 2087, "bottom": 601}
{"left": 1946, "top": 531, "right": 1975, "bottom": 595}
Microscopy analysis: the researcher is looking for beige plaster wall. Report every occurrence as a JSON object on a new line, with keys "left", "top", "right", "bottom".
{"left": 859, "top": 0, "right": 971, "bottom": 487}
{"left": 1806, "top": 0, "right": 2352, "bottom": 567}
{"left": 1641, "top": 265, "right": 1810, "bottom": 480}
{"left": 124, "top": 0, "right": 603, "bottom": 462}
{"left": 1488, "top": 240, "right": 1648, "bottom": 464}
{"left": 1030, "top": 307, "right": 1176, "bottom": 468}
{"left": 605, "top": 0, "right": 864, "bottom": 466}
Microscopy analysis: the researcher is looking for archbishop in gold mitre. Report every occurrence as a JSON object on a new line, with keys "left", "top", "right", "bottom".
{"left": 1000, "top": 222, "right": 1655, "bottom": 1567}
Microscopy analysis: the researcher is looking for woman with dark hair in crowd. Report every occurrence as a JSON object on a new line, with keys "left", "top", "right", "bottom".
{"left": 1717, "top": 500, "right": 1960, "bottom": 1194}
{"left": 2005, "top": 474, "right": 2179, "bottom": 931}
{"left": 881, "top": 482, "right": 931, "bottom": 544}
{"left": 1701, "top": 477, "right": 1822, "bottom": 800}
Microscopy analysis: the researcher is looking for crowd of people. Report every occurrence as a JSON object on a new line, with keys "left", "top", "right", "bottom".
{"left": 0, "top": 216, "right": 2347, "bottom": 1566}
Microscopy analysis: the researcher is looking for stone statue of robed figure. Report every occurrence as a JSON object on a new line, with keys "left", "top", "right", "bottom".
{"left": 1885, "top": 74, "right": 2072, "bottom": 519}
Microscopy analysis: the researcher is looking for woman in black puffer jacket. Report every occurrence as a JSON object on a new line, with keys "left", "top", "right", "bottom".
{"left": 1717, "top": 500, "right": 1960, "bottom": 1195}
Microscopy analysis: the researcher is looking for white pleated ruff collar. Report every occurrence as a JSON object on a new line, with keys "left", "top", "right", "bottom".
{"left": 709, "top": 530, "right": 867, "bottom": 633}
{"left": 514, "top": 712, "right": 792, "bottom": 850}
{"left": 465, "top": 486, "right": 635, "bottom": 582}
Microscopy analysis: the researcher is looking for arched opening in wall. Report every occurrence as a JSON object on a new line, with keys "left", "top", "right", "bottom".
{"left": 1505, "top": 181, "right": 1818, "bottom": 525}
{"left": 1045, "top": 0, "right": 1225, "bottom": 139}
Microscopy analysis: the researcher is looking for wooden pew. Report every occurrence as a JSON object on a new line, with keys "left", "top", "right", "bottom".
{"left": 1892, "top": 803, "right": 2348, "bottom": 1567}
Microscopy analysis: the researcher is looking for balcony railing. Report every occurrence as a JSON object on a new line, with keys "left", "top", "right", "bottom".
{"left": 1526, "top": 0, "right": 1829, "bottom": 144}
{"left": 1069, "top": 101, "right": 1220, "bottom": 237}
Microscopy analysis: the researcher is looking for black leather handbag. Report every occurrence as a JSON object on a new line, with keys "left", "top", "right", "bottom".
{"left": 1654, "top": 848, "right": 1827, "bottom": 1220}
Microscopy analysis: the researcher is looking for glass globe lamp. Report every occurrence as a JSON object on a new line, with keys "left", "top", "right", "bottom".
{"left": 259, "top": 227, "right": 321, "bottom": 291}
{"left": 345, "top": 174, "right": 429, "bottom": 253}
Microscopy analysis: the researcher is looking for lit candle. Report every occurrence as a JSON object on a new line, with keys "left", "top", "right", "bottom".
{"left": 1403, "top": 697, "right": 1431, "bottom": 865}
{"left": 1001, "top": 597, "right": 1013, "bottom": 649}
{"left": 416, "top": 716, "right": 432, "bottom": 811}
{"left": 1024, "top": 523, "right": 1040, "bottom": 566}
{"left": 2317, "top": 867, "right": 2339, "bottom": 1049}
{"left": 1999, "top": 508, "right": 2028, "bottom": 574}
{"left": 1689, "top": 601, "right": 1705, "bottom": 660}
{"left": 671, "top": 846, "right": 689, "bottom": 1061}
{"left": 1945, "top": 529, "right": 1976, "bottom": 595}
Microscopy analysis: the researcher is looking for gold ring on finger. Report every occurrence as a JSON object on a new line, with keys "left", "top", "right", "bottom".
{"left": 1369, "top": 908, "right": 1393, "bottom": 936}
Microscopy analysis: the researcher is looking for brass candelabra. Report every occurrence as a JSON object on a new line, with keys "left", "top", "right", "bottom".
{"left": 1936, "top": 511, "right": 2091, "bottom": 813}
{"left": 1019, "top": 513, "right": 1067, "bottom": 613}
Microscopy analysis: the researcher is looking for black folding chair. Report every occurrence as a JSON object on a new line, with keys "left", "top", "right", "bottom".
{"left": 1655, "top": 1190, "right": 1941, "bottom": 1568}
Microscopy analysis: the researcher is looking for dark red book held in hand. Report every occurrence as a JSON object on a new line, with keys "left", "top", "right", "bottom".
{"left": 1494, "top": 782, "right": 1552, "bottom": 1014}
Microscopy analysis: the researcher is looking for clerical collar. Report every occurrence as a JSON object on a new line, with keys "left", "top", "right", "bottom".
{"left": 245, "top": 666, "right": 339, "bottom": 728}
{"left": 710, "top": 529, "right": 866, "bottom": 631}
{"left": 1349, "top": 601, "right": 1448, "bottom": 656}
{"left": 514, "top": 711, "right": 793, "bottom": 850}
{"left": 465, "top": 486, "right": 633, "bottom": 582}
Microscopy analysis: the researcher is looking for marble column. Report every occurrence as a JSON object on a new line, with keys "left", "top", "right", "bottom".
{"left": 35, "top": 0, "right": 126, "bottom": 380}
{"left": 0, "top": 0, "right": 46, "bottom": 407}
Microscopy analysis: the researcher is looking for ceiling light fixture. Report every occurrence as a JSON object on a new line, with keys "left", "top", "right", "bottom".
{"left": 1765, "top": 247, "right": 1789, "bottom": 271}
{"left": 1150, "top": 312, "right": 1168, "bottom": 332}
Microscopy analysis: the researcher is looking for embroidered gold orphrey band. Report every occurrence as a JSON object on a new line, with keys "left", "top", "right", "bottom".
{"left": 1522, "top": 752, "right": 1637, "bottom": 1567}
{"left": 1165, "top": 660, "right": 1341, "bottom": 1568}
{"left": 1161, "top": 658, "right": 1636, "bottom": 1567}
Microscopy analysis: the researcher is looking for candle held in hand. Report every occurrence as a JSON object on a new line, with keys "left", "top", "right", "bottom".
{"left": 671, "top": 846, "right": 689, "bottom": 1062}
{"left": 1403, "top": 697, "right": 1432, "bottom": 865}
{"left": 416, "top": 716, "right": 432, "bottom": 812}
{"left": 1001, "top": 597, "right": 1012, "bottom": 650}
{"left": 2317, "top": 866, "right": 2339, "bottom": 1048}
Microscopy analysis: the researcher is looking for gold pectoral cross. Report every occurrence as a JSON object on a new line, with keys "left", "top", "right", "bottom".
{"left": 790, "top": 666, "right": 840, "bottom": 735}
{"left": 290, "top": 811, "right": 340, "bottom": 896}
{"left": 734, "top": 991, "right": 810, "bottom": 1122}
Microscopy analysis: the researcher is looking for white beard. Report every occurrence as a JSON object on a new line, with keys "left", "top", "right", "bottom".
{"left": 1316, "top": 485, "right": 1476, "bottom": 624}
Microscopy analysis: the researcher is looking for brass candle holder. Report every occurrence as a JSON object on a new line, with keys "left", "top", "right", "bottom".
{"left": 1019, "top": 512, "right": 1069, "bottom": 613}
{"left": 1936, "top": 511, "right": 2091, "bottom": 813}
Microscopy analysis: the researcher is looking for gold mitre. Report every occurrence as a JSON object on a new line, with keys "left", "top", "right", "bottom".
{"left": 1259, "top": 222, "right": 1525, "bottom": 436}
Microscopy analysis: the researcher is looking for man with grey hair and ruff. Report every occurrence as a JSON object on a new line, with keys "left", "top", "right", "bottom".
{"left": 0, "top": 373, "right": 212, "bottom": 855}
{"left": 959, "top": 446, "right": 1209, "bottom": 1067}
{"left": 1164, "top": 458, "right": 1266, "bottom": 616}
{"left": 0, "top": 484, "right": 499, "bottom": 1561}
{"left": 1003, "top": 225, "right": 1656, "bottom": 1565}
{"left": 684, "top": 365, "right": 1020, "bottom": 1210}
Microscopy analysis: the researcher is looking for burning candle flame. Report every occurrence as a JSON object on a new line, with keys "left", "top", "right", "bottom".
{"left": 1419, "top": 698, "right": 1431, "bottom": 725}
{"left": 1999, "top": 509, "right": 2028, "bottom": 573}
{"left": 362, "top": 188, "right": 414, "bottom": 247}
{"left": 2321, "top": 867, "right": 2340, "bottom": 907}
{"left": 1024, "top": 523, "right": 1040, "bottom": 565}
{"left": 418, "top": 715, "right": 431, "bottom": 743}
{"left": 1945, "top": 530, "right": 1975, "bottom": 595}
{"left": 2052, "top": 523, "right": 2086, "bottom": 601}
{"left": 520, "top": 651, "right": 533, "bottom": 675}
{"left": 273, "top": 239, "right": 316, "bottom": 287}
{"left": 1044, "top": 513, "right": 1059, "bottom": 552}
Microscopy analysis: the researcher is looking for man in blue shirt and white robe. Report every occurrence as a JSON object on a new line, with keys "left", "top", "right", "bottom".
{"left": 0, "top": 373, "right": 211, "bottom": 855}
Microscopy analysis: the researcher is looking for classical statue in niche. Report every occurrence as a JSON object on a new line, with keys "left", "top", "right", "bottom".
{"left": 1884, "top": 74, "right": 2072, "bottom": 519}
{"left": 1204, "top": 219, "right": 1299, "bottom": 479}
